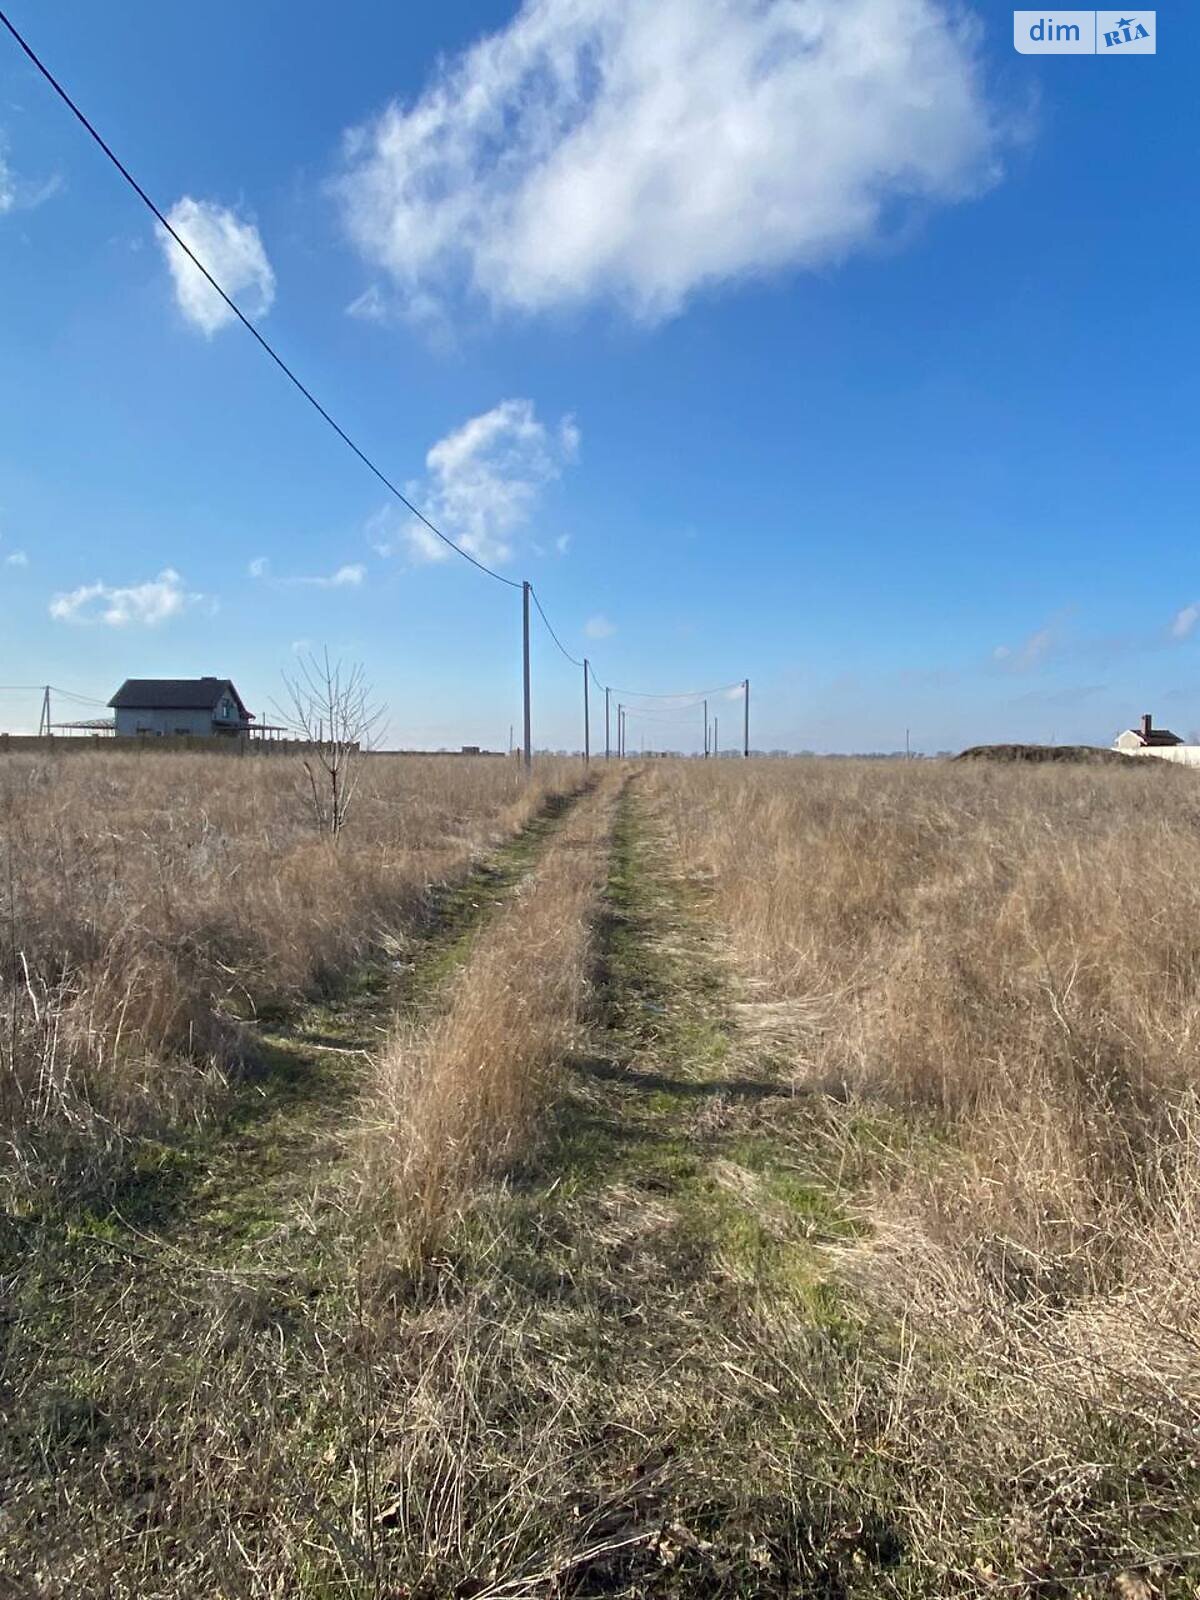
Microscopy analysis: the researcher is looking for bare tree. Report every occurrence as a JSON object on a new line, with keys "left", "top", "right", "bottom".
{"left": 277, "top": 651, "right": 384, "bottom": 837}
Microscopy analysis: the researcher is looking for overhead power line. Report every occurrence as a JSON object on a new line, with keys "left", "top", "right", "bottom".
{"left": 608, "top": 680, "right": 744, "bottom": 701}
{"left": 50, "top": 685, "right": 109, "bottom": 706}
{"left": 535, "top": 603, "right": 738, "bottom": 706}
{"left": 1, "top": 11, "right": 751, "bottom": 754}
{"left": 0, "top": 684, "right": 107, "bottom": 705}
{"left": 529, "top": 587, "right": 585, "bottom": 669}
{"left": 0, "top": 8, "right": 520, "bottom": 592}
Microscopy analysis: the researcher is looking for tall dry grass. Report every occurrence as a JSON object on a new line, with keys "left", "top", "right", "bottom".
{"left": 358, "top": 775, "right": 616, "bottom": 1253}
{"left": 0, "top": 749, "right": 577, "bottom": 1197}
{"left": 650, "top": 756, "right": 1200, "bottom": 1573}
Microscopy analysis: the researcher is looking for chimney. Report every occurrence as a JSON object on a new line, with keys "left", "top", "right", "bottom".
{"left": 1141, "top": 712, "right": 1153, "bottom": 741}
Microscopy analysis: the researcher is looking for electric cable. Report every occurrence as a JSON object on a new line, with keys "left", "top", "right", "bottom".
{"left": 0, "top": 11, "right": 751, "bottom": 735}
{"left": 0, "top": 9, "right": 521, "bottom": 592}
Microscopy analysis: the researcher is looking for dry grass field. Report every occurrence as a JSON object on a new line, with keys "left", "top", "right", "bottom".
{"left": 649, "top": 757, "right": 1200, "bottom": 1589}
{"left": 4, "top": 749, "right": 1199, "bottom": 1597}
{"left": 0, "top": 749, "right": 577, "bottom": 1204}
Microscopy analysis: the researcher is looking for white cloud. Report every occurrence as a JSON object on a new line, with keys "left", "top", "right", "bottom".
{"left": 336, "top": 0, "right": 1001, "bottom": 323}
{"left": 49, "top": 568, "right": 199, "bottom": 627}
{"left": 404, "top": 521, "right": 451, "bottom": 564}
{"left": 555, "top": 533, "right": 571, "bottom": 554}
{"left": 993, "top": 624, "right": 1056, "bottom": 672}
{"left": 584, "top": 613, "right": 615, "bottom": 639}
{"left": 157, "top": 197, "right": 275, "bottom": 335}
{"left": 251, "top": 554, "right": 366, "bottom": 588}
{"left": 346, "top": 284, "right": 389, "bottom": 322}
{"left": 0, "top": 136, "right": 60, "bottom": 217}
{"left": 379, "top": 398, "right": 579, "bottom": 567}
{"left": 311, "top": 563, "right": 365, "bottom": 588}
{"left": 1171, "top": 604, "right": 1199, "bottom": 641}
{"left": 5, "top": 550, "right": 29, "bottom": 567}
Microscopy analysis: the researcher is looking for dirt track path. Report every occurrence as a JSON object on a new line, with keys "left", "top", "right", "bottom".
{"left": 447, "top": 774, "right": 876, "bottom": 1597}
{"left": 5, "top": 774, "right": 894, "bottom": 1600}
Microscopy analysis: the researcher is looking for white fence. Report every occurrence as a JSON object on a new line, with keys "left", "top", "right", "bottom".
{"left": 1117, "top": 744, "right": 1200, "bottom": 768}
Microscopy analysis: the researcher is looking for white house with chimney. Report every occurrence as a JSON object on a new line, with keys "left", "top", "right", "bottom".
{"left": 1114, "top": 712, "right": 1200, "bottom": 766}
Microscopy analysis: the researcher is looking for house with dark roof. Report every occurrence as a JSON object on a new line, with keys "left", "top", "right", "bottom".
{"left": 108, "top": 678, "right": 254, "bottom": 739}
{"left": 1114, "top": 712, "right": 1184, "bottom": 752}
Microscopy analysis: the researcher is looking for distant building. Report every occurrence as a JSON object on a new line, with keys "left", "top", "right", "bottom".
{"left": 108, "top": 677, "right": 254, "bottom": 739}
{"left": 1115, "top": 712, "right": 1183, "bottom": 751}
{"left": 1114, "top": 712, "right": 1200, "bottom": 767}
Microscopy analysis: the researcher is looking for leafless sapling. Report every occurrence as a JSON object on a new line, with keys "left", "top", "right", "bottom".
{"left": 277, "top": 651, "right": 384, "bottom": 837}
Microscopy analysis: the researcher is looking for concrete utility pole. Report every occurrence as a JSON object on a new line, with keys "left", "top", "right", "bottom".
{"left": 714, "top": 717, "right": 719, "bottom": 756}
{"left": 743, "top": 678, "right": 750, "bottom": 759}
{"left": 703, "top": 698, "right": 709, "bottom": 757}
{"left": 522, "top": 580, "right": 532, "bottom": 770}
{"left": 605, "top": 687, "right": 611, "bottom": 761}
{"left": 38, "top": 685, "right": 51, "bottom": 738}
{"left": 583, "top": 659, "right": 590, "bottom": 766}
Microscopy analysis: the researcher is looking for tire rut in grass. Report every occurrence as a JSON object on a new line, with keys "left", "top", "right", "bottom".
{"left": 103, "top": 775, "right": 597, "bottom": 1248}
{"left": 435, "top": 779, "right": 893, "bottom": 1598}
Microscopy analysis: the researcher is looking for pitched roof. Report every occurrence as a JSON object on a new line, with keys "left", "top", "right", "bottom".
{"left": 108, "top": 678, "right": 252, "bottom": 717}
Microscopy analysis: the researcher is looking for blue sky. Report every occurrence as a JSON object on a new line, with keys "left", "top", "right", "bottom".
{"left": 1, "top": 1, "right": 1196, "bottom": 751}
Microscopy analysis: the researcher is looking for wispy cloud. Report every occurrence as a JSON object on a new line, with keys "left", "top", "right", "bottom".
{"left": 336, "top": 0, "right": 1002, "bottom": 324}
{"left": 49, "top": 568, "right": 200, "bottom": 627}
{"left": 157, "top": 197, "right": 275, "bottom": 336}
{"left": 5, "top": 550, "right": 29, "bottom": 567}
{"left": 250, "top": 557, "right": 366, "bottom": 588}
{"left": 374, "top": 399, "right": 580, "bottom": 568}
{"left": 993, "top": 618, "right": 1062, "bottom": 673}
{"left": 303, "top": 563, "right": 365, "bottom": 589}
{"left": 1170, "top": 603, "right": 1199, "bottom": 640}
{"left": 345, "top": 284, "right": 388, "bottom": 322}
{"left": 584, "top": 614, "right": 615, "bottom": 640}
{"left": 0, "top": 135, "right": 61, "bottom": 217}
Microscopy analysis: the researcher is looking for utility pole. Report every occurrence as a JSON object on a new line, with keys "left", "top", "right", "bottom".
{"left": 583, "top": 659, "right": 590, "bottom": 766}
{"left": 905, "top": 727, "right": 910, "bottom": 760}
{"left": 521, "top": 580, "right": 532, "bottom": 771}
{"left": 703, "top": 698, "right": 709, "bottom": 758}
{"left": 38, "top": 685, "right": 51, "bottom": 738}
{"left": 743, "top": 678, "right": 750, "bottom": 759}
{"left": 714, "top": 717, "right": 719, "bottom": 756}
{"left": 605, "top": 687, "right": 611, "bottom": 761}
{"left": 618, "top": 704, "right": 624, "bottom": 758}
